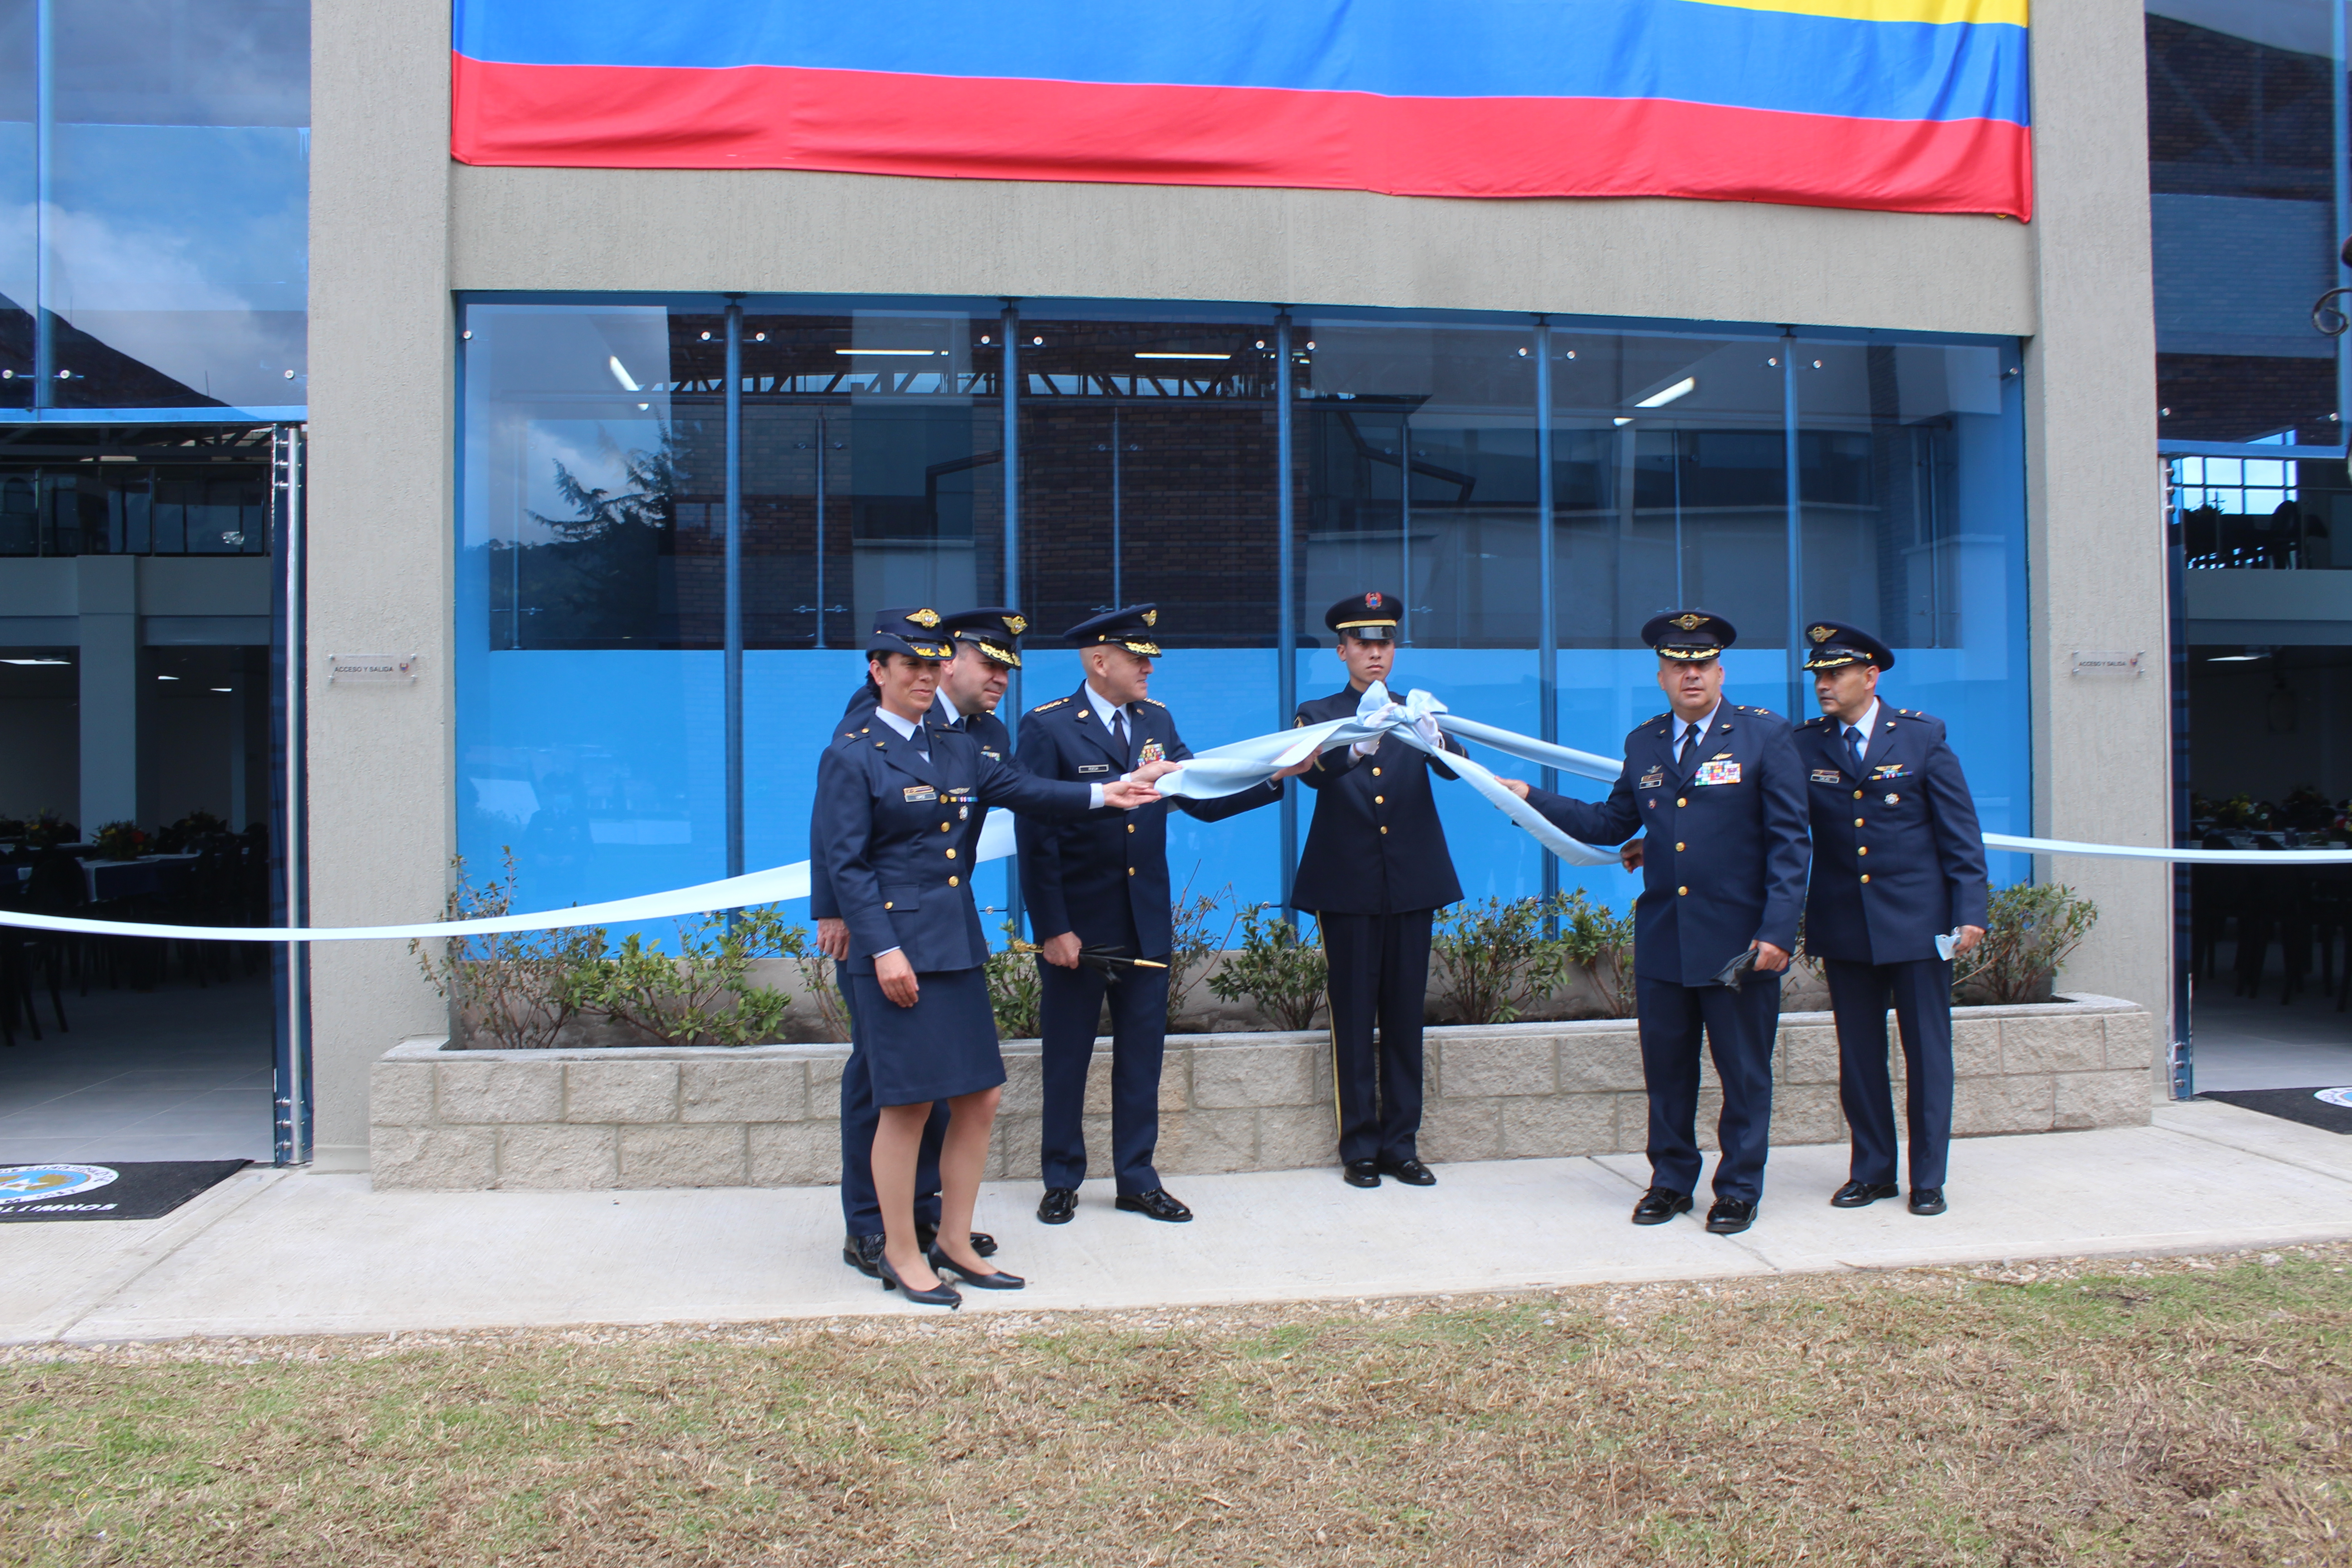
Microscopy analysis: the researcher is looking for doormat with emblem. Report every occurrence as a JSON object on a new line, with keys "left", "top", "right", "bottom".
{"left": 2198, "top": 1088, "right": 2352, "bottom": 1137}
{"left": 0, "top": 1160, "right": 250, "bottom": 1221}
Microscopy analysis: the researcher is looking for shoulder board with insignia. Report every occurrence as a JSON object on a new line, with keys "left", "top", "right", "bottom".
{"left": 1034, "top": 697, "right": 1069, "bottom": 710}
{"left": 1142, "top": 697, "right": 1166, "bottom": 707}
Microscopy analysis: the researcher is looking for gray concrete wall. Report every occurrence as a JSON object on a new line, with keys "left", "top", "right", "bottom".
{"left": 449, "top": 166, "right": 2037, "bottom": 337}
{"left": 311, "top": 0, "right": 2166, "bottom": 1167}
{"left": 307, "top": 0, "right": 460, "bottom": 1169}
{"left": 2020, "top": 0, "right": 2171, "bottom": 1091}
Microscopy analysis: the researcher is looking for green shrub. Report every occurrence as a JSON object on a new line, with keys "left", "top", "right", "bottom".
{"left": 1431, "top": 895, "right": 1571, "bottom": 1025}
{"left": 1165, "top": 873, "right": 1239, "bottom": 1028}
{"left": 412, "top": 850, "right": 608, "bottom": 1050}
{"left": 1954, "top": 882, "right": 2100, "bottom": 1005}
{"left": 1555, "top": 889, "right": 1638, "bottom": 1019}
{"left": 568, "top": 906, "right": 801, "bottom": 1048}
{"left": 1208, "top": 906, "right": 1328, "bottom": 1031}
{"left": 986, "top": 921, "right": 1044, "bottom": 1040}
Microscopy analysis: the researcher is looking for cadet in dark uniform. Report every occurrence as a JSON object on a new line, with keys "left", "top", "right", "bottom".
{"left": 1794, "top": 619, "right": 1988, "bottom": 1217}
{"left": 1017, "top": 604, "right": 1302, "bottom": 1226}
{"left": 813, "top": 608, "right": 1025, "bottom": 1279}
{"left": 814, "top": 607, "right": 1160, "bottom": 1307}
{"left": 1500, "top": 612, "right": 1809, "bottom": 1235}
{"left": 1294, "top": 590, "right": 1466, "bottom": 1189}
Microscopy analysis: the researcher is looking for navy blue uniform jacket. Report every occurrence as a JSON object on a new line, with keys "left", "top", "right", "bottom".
{"left": 1527, "top": 705, "right": 1811, "bottom": 986}
{"left": 810, "top": 686, "right": 1013, "bottom": 923}
{"left": 1795, "top": 706, "right": 1988, "bottom": 965}
{"left": 1016, "top": 687, "right": 1281, "bottom": 955}
{"left": 1291, "top": 685, "right": 1466, "bottom": 916}
{"left": 815, "top": 719, "right": 1090, "bottom": 975}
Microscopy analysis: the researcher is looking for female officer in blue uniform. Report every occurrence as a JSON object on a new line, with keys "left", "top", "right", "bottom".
{"left": 814, "top": 608, "right": 1161, "bottom": 1307}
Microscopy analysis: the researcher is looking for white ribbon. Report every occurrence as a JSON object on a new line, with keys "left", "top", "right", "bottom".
{"left": 4, "top": 700, "right": 2343, "bottom": 943}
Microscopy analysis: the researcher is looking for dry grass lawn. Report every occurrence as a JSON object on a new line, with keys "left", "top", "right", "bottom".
{"left": 3, "top": 1242, "right": 2349, "bottom": 1566}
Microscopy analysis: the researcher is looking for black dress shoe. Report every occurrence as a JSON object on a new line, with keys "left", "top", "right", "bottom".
{"left": 1343, "top": 1160, "right": 1382, "bottom": 1188}
{"left": 917, "top": 1222, "right": 1001, "bottom": 1257}
{"left": 875, "top": 1254, "right": 961, "bottom": 1309}
{"left": 1379, "top": 1157, "right": 1436, "bottom": 1186}
{"left": 1037, "top": 1188, "right": 1078, "bottom": 1225}
{"left": 1705, "top": 1198, "right": 1758, "bottom": 1235}
{"left": 1631, "top": 1186, "right": 1693, "bottom": 1225}
{"left": 928, "top": 1246, "right": 1026, "bottom": 1290}
{"left": 1830, "top": 1181, "right": 1901, "bottom": 1209}
{"left": 842, "top": 1232, "right": 886, "bottom": 1279}
{"left": 1115, "top": 1187, "right": 1194, "bottom": 1222}
{"left": 1909, "top": 1186, "right": 1947, "bottom": 1215}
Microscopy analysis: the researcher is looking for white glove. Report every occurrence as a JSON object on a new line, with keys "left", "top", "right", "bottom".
{"left": 1412, "top": 713, "right": 1442, "bottom": 749}
{"left": 1352, "top": 735, "right": 1382, "bottom": 758}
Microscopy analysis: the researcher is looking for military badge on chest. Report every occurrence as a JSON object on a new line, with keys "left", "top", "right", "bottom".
{"left": 1694, "top": 759, "right": 1742, "bottom": 786}
{"left": 1139, "top": 739, "right": 1164, "bottom": 765}
{"left": 1638, "top": 768, "right": 1666, "bottom": 790}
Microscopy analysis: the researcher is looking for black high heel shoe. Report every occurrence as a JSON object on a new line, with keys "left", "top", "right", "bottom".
{"left": 876, "top": 1252, "right": 962, "bottom": 1309}
{"left": 927, "top": 1245, "right": 1026, "bottom": 1290}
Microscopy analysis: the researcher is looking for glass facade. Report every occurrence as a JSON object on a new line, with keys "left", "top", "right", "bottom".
{"left": 2146, "top": 0, "right": 2347, "bottom": 445}
{"left": 458, "top": 294, "right": 2031, "bottom": 942}
{"left": 1, "top": 0, "right": 309, "bottom": 416}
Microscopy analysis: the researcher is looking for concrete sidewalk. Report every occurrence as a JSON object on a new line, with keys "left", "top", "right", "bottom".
{"left": 5, "top": 1099, "right": 2349, "bottom": 1344}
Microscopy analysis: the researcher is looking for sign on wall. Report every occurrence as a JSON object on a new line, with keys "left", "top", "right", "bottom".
{"left": 449, "top": 0, "right": 2032, "bottom": 220}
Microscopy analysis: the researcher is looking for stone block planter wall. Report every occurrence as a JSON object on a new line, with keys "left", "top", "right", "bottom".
{"left": 368, "top": 995, "right": 2154, "bottom": 1190}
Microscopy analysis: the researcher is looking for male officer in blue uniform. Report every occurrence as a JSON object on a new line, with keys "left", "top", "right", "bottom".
{"left": 1294, "top": 590, "right": 1467, "bottom": 1189}
{"left": 1500, "top": 611, "right": 1809, "bottom": 1235}
{"left": 814, "top": 607, "right": 1025, "bottom": 1278}
{"left": 1018, "top": 604, "right": 1304, "bottom": 1225}
{"left": 1794, "top": 619, "right": 1988, "bottom": 1217}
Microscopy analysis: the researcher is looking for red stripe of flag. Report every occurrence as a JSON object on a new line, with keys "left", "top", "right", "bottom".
{"left": 452, "top": 56, "right": 2032, "bottom": 220}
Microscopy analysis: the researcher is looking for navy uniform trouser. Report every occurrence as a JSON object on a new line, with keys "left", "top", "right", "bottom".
{"left": 1634, "top": 970, "right": 1782, "bottom": 1203}
{"left": 1038, "top": 934, "right": 1171, "bottom": 1196}
{"left": 838, "top": 994, "right": 946, "bottom": 1236}
{"left": 1825, "top": 956, "right": 1955, "bottom": 1190}
{"left": 1319, "top": 909, "right": 1434, "bottom": 1166}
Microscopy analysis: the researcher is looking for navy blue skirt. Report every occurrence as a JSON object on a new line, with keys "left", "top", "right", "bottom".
{"left": 846, "top": 965, "right": 1004, "bottom": 1106}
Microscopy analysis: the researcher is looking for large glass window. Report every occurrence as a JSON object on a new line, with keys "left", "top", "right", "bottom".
{"left": 458, "top": 294, "right": 2033, "bottom": 937}
{"left": 458, "top": 302, "right": 723, "bottom": 924}
{"left": 1, "top": 0, "right": 31, "bottom": 410}
{"left": 5, "top": 0, "right": 307, "bottom": 417}
{"left": 2146, "top": 0, "right": 2345, "bottom": 443}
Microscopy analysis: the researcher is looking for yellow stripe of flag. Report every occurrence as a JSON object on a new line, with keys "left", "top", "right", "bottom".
{"left": 1686, "top": 0, "right": 2028, "bottom": 25}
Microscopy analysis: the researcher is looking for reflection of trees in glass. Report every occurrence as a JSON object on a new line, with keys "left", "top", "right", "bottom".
{"left": 494, "top": 427, "right": 679, "bottom": 649}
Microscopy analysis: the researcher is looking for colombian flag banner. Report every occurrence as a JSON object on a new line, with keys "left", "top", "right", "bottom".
{"left": 449, "top": 0, "right": 2032, "bottom": 220}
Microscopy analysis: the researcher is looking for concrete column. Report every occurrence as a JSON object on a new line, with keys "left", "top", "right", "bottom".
{"left": 2023, "top": 0, "right": 2171, "bottom": 1091}
{"left": 74, "top": 555, "right": 146, "bottom": 833}
{"left": 307, "top": 0, "right": 457, "bottom": 1169}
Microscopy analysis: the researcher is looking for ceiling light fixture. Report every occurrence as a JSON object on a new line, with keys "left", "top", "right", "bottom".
{"left": 1613, "top": 417, "right": 1634, "bottom": 427}
{"left": 834, "top": 348, "right": 939, "bottom": 356}
{"left": 1, "top": 657, "right": 69, "bottom": 666}
{"left": 1634, "top": 376, "right": 1697, "bottom": 409}
{"left": 1135, "top": 352, "right": 1230, "bottom": 361}
{"left": 211, "top": 686, "right": 233, "bottom": 692}
{"left": 607, "top": 356, "right": 640, "bottom": 392}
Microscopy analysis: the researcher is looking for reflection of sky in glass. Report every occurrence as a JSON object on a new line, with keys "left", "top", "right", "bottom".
{"left": 2176, "top": 438, "right": 2299, "bottom": 516}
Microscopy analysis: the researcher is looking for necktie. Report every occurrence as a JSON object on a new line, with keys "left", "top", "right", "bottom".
{"left": 1113, "top": 709, "right": 1132, "bottom": 767}
{"left": 914, "top": 724, "right": 931, "bottom": 762}
{"left": 1843, "top": 724, "right": 1865, "bottom": 775}
{"left": 1676, "top": 722, "right": 1698, "bottom": 771}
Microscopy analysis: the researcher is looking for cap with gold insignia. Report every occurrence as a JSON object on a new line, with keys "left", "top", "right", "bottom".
{"left": 1063, "top": 603, "right": 1162, "bottom": 658}
{"left": 1326, "top": 590, "right": 1402, "bottom": 641}
{"left": 866, "top": 606, "right": 956, "bottom": 661}
{"left": 1799, "top": 618, "right": 1895, "bottom": 672}
{"left": 1641, "top": 609, "right": 1737, "bottom": 662}
{"left": 940, "top": 606, "right": 1028, "bottom": 667}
